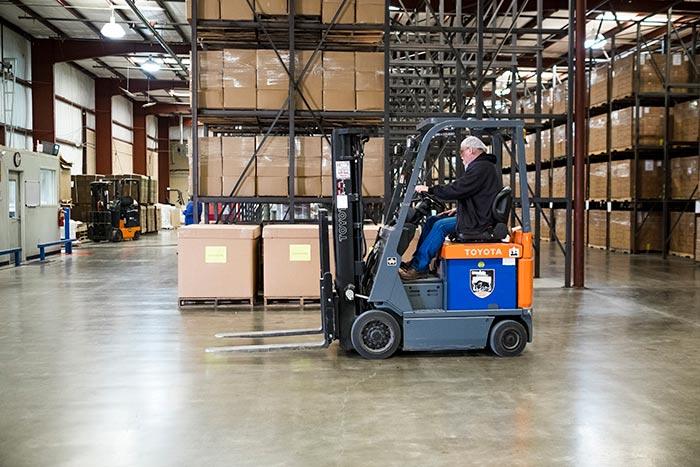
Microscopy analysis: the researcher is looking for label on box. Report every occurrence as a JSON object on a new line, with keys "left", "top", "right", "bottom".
{"left": 205, "top": 246, "right": 227, "bottom": 263}
{"left": 696, "top": 201, "right": 700, "bottom": 214}
{"left": 607, "top": 202, "right": 612, "bottom": 212}
{"left": 673, "top": 54, "right": 681, "bottom": 66}
{"left": 645, "top": 160, "right": 654, "bottom": 171}
{"left": 289, "top": 244, "right": 311, "bottom": 262}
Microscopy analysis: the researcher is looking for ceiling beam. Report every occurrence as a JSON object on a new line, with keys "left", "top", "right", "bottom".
{"left": 32, "top": 38, "right": 190, "bottom": 63}
{"left": 153, "top": 0, "right": 188, "bottom": 43}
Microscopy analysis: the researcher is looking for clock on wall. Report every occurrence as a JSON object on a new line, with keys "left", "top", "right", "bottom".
{"left": 13, "top": 151, "right": 21, "bottom": 168}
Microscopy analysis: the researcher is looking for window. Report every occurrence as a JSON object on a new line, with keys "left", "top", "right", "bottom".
{"left": 8, "top": 180, "right": 16, "bottom": 218}
{"left": 40, "top": 169, "right": 57, "bottom": 206}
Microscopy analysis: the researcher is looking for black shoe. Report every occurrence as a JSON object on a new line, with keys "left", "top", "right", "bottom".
{"left": 399, "top": 267, "right": 428, "bottom": 281}
{"left": 400, "top": 261, "right": 411, "bottom": 270}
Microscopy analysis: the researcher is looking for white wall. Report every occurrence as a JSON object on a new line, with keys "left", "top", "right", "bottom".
{"left": 54, "top": 63, "right": 96, "bottom": 175}
{"left": 112, "top": 96, "right": 133, "bottom": 174}
{"left": 0, "top": 26, "right": 32, "bottom": 150}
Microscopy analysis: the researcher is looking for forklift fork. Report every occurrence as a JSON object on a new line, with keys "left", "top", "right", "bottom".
{"left": 206, "top": 210, "right": 337, "bottom": 353}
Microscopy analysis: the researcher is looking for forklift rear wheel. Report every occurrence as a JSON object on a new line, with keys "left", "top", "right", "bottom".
{"left": 351, "top": 310, "right": 401, "bottom": 360}
{"left": 111, "top": 229, "right": 123, "bottom": 243}
{"left": 489, "top": 320, "right": 527, "bottom": 357}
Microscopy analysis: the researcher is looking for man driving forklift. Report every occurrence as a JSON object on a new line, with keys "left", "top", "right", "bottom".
{"left": 399, "top": 135, "right": 502, "bottom": 280}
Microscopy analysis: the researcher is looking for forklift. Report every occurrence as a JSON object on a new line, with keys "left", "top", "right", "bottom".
{"left": 208, "top": 119, "right": 533, "bottom": 359}
{"left": 87, "top": 178, "right": 142, "bottom": 242}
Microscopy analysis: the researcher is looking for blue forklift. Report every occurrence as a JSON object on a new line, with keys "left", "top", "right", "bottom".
{"left": 207, "top": 119, "right": 533, "bottom": 359}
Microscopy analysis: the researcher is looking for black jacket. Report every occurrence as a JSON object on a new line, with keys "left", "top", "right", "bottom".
{"left": 428, "top": 153, "right": 502, "bottom": 235}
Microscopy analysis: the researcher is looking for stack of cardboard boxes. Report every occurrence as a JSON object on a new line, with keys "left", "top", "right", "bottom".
{"left": 355, "top": 52, "right": 384, "bottom": 110}
{"left": 670, "top": 212, "right": 696, "bottom": 258}
{"left": 587, "top": 210, "right": 607, "bottom": 248}
{"left": 256, "top": 136, "right": 290, "bottom": 196}
{"left": 588, "top": 64, "right": 609, "bottom": 108}
{"left": 588, "top": 162, "right": 607, "bottom": 200}
{"left": 551, "top": 81, "right": 568, "bottom": 115}
{"left": 223, "top": 49, "right": 257, "bottom": 109}
{"left": 199, "top": 137, "right": 223, "bottom": 196}
{"left": 610, "top": 106, "right": 665, "bottom": 151}
{"left": 671, "top": 156, "right": 699, "bottom": 199}
{"left": 587, "top": 114, "right": 607, "bottom": 155}
{"left": 198, "top": 51, "right": 224, "bottom": 108}
{"left": 673, "top": 99, "right": 700, "bottom": 142}
{"left": 223, "top": 137, "right": 256, "bottom": 196}
{"left": 323, "top": 52, "right": 355, "bottom": 110}
{"left": 187, "top": 0, "right": 383, "bottom": 22}
{"left": 609, "top": 159, "right": 663, "bottom": 200}
{"left": 294, "top": 137, "right": 323, "bottom": 196}
{"left": 612, "top": 53, "right": 691, "bottom": 99}
{"left": 257, "top": 50, "right": 290, "bottom": 109}
{"left": 608, "top": 211, "right": 662, "bottom": 252}
{"left": 70, "top": 175, "right": 105, "bottom": 222}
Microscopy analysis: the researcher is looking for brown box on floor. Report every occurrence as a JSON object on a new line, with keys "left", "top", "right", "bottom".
{"left": 610, "top": 159, "right": 663, "bottom": 200}
{"left": 323, "top": 52, "right": 355, "bottom": 110}
{"left": 257, "top": 50, "right": 290, "bottom": 109}
{"left": 223, "top": 50, "right": 256, "bottom": 109}
{"left": 587, "top": 210, "right": 607, "bottom": 248}
{"left": 178, "top": 224, "right": 261, "bottom": 300}
{"left": 673, "top": 100, "right": 700, "bottom": 142}
{"left": 322, "top": 0, "right": 354, "bottom": 23}
{"left": 263, "top": 224, "right": 325, "bottom": 298}
{"left": 670, "top": 212, "right": 696, "bottom": 258}
{"left": 610, "top": 106, "right": 665, "bottom": 151}
{"left": 588, "top": 162, "right": 607, "bottom": 200}
{"left": 355, "top": 52, "right": 384, "bottom": 111}
{"left": 671, "top": 156, "right": 699, "bottom": 200}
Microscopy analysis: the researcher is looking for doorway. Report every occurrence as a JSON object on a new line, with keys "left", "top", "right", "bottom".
{"left": 8, "top": 171, "right": 21, "bottom": 249}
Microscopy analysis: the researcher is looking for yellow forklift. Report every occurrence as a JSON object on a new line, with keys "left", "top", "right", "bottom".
{"left": 87, "top": 178, "right": 142, "bottom": 242}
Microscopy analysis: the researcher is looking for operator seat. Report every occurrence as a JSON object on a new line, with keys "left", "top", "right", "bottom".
{"left": 449, "top": 186, "right": 513, "bottom": 243}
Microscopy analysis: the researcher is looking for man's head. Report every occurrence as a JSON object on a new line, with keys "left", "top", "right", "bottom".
{"left": 459, "top": 136, "right": 488, "bottom": 166}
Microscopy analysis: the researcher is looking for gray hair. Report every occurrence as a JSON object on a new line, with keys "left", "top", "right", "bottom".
{"left": 460, "top": 136, "right": 488, "bottom": 152}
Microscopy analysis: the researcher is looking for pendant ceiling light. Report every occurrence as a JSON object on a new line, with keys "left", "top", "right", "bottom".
{"left": 101, "top": 10, "right": 125, "bottom": 39}
{"left": 141, "top": 56, "right": 161, "bottom": 73}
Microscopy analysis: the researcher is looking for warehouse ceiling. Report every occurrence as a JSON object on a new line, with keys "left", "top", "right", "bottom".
{"left": 0, "top": 0, "right": 699, "bottom": 110}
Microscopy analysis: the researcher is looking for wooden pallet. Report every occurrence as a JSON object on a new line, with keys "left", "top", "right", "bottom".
{"left": 609, "top": 247, "right": 632, "bottom": 254}
{"left": 263, "top": 297, "right": 321, "bottom": 307}
{"left": 179, "top": 297, "right": 255, "bottom": 308}
{"left": 587, "top": 244, "right": 607, "bottom": 251}
{"left": 669, "top": 250, "right": 695, "bottom": 260}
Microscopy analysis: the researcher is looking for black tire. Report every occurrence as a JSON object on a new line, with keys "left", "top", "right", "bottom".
{"left": 351, "top": 310, "right": 401, "bottom": 360}
{"left": 111, "top": 229, "right": 123, "bottom": 243}
{"left": 133, "top": 230, "right": 140, "bottom": 241}
{"left": 489, "top": 320, "right": 527, "bottom": 357}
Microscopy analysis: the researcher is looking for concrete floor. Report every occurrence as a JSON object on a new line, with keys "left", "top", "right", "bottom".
{"left": 1, "top": 231, "right": 700, "bottom": 467}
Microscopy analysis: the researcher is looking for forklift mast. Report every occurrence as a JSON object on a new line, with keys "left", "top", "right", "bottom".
{"left": 330, "top": 129, "right": 371, "bottom": 350}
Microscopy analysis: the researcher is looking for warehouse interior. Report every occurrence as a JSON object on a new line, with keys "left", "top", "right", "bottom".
{"left": 1, "top": 0, "right": 700, "bottom": 465}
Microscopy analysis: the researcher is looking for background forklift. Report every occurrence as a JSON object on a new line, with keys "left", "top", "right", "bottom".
{"left": 87, "top": 178, "right": 142, "bottom": 242}
{"left": 208, "top": 119, "right": 533, "bottom": 359}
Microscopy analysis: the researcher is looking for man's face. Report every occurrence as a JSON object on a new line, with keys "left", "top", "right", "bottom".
{"left": 460, "top": 146, "right": 472, "bottom": 165}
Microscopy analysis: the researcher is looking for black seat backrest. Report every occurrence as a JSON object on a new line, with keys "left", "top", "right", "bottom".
{"left": 492, "top": 186, "right": 512, "bottom": 225}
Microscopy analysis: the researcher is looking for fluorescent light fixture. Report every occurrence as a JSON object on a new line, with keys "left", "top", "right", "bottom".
{"left": 142, "top": 101, "right": 157, "bottom": 108}
{"left": 101, "top": 12, "right": 125, "bottom": 39}
{"left": 584, "top": 35, "right": 607, "bottom": 50}
{"left": 141, "top": 57, "right": 161, "bottom": 73}
{"left": 168, "top": 89, "right": 191, "bottom": 98}
{"left": 389, "top": 5, "right": 401, "bottom": 11}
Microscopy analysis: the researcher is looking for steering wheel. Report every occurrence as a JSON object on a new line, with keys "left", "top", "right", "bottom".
{"left": 416, "top": 191, "right": 447, "bottom": 214}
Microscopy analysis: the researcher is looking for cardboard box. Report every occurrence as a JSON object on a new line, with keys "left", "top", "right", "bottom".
{"left": 610, "top": 159, "right": 664, "bottom": 200}
{"left": 612, "top": 53, "right": 691, "bottom": 99}
{"left": 295, "top": 50, "right": 323, "bottom": 111}
{"left": 256, "top": 176, "right": 288, "bottom": 196}
{"left": 178, "top": 224, "right": 261, "bottom": 300}
{"left": 588, "top": 64, "right": 609, "bottom": 108}
{"left": 222, "top": 137, "right": 256, "bottom": 196}
{"left": 223, "top": 175, "right": 255, "bottom": 197}
{"left": 355, "top": 52, "right": 384, "bottom": 111}
{"left": 670, "top": 212, "right": 696, "bottom": 258}
{"left": 200, "top": 177, "right": 222, "bottom": 196}
{"left": 552, "top": 81, "right": 568, "bottom": 115}
{"left": 186, "top": 0, "right": 219, "bottom": 19}
{"left": 552, "top": 125, "right": 567, "bottom": 158}
{"left": 256, "top": 136, "right": 290, "bottom": 177}
{"left": 610, "top": 106, "right": 665, "bottom": 151}
{"left": 588, "top": 114, "right": 607, "bottom": 155}
{"left": 671, "top": 156, "right": 699, "bottom": 200}
{"left": 257, "top": 50, "right": 290, "bottom": 109}
{"left": 673, "top": 99, "right": 700, "bottom": 142}
{"left": 294, "top": 137, "right": 322, "bottom": 177}
{"left": 323, "top": 52, "right": 355, "bottom": 110}
{"left": 551, "top": 166, "right": 566, "bottom": 198}
{"left": 363, "top": 137, "right": 384, "bottom": 173}
{"left": 362, "top": 176, "right": 384, "bottom": 197}
{"left": 356, "top": 0, "right": 383, "bottom": 23}
{"left": 263, "top": 224, "right": 325, "bottom": 298}
{"left": 322, "top": 0, "right": 354, "bottom": 23}
{"left": 221, "top": 0, "right": 254, "bottom": 19}
{"left": 198, "top": 51, "right": 223, "bottom": 108}
{"left": 223, "top": 49, "right": 257, "bottom": 109}
{"left": 295, "top": 177, "right": 322, "bottom": 196}
{"left": 587, "top": 210, "right": 607, "bottom": 248}
{"left": 322, "top": 175, "right": 334, "bottom": 197}
{"left": 609, "top": 211, "right": 663, "bottom": 252}
{"left": 256, "top": 0, "right": 288, "bottom": 14}
{"left": 588, "top": 162, "right": 607, "bottom": 200}
{"left": 296, "top": 0, "right": 321, "bottom": 15}
{"left": 199, "top": 137, "right": 222, "bottom": 178}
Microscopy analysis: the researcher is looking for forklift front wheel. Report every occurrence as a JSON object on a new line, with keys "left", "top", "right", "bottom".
{"left": 111, "top": 229, "right": 123, "bottom": 243}
{"left": 133, "top": 231, "right": 140, "bottom": 241}
{"left": 489, "top": 320, "right": 527, "bottom": 357}
{"left": 351, "top": 310, "right": 401, "bottom": 360}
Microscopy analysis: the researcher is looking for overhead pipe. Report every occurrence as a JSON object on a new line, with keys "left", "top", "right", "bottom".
{"left": 122, "top": 0, "right": 189, "bottom": 77}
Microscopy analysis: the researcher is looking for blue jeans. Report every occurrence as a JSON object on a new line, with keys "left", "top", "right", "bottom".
{"left": 410, "top": 215, "right": 457, "bottom": 272}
